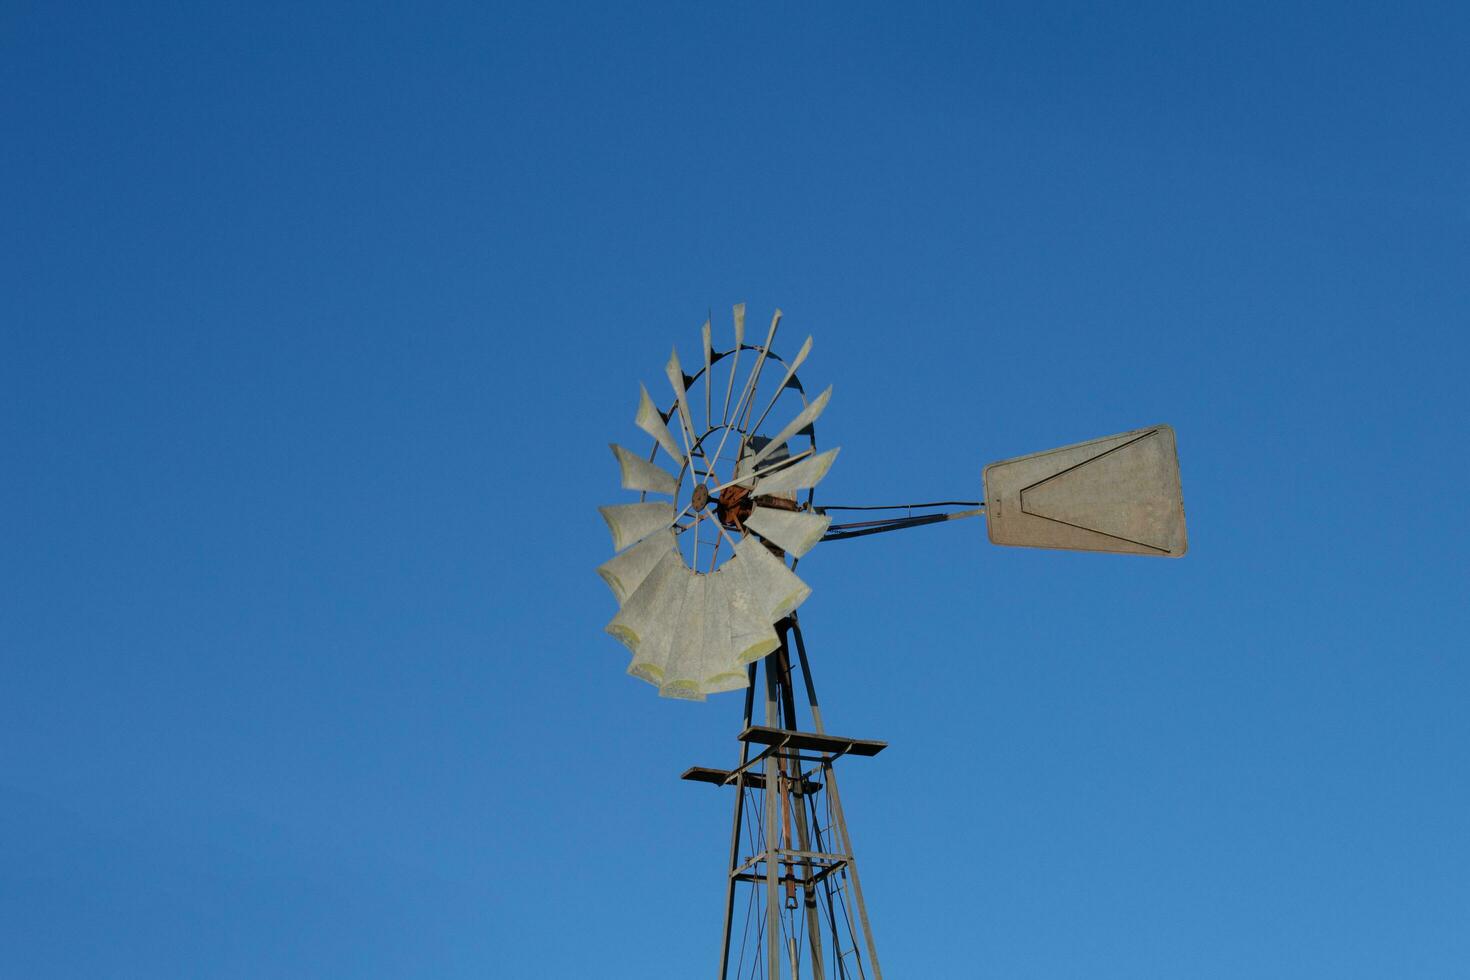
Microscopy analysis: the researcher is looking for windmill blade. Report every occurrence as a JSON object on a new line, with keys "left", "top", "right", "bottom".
{"left": 657, "top": 571, "right": 708, "bottom": 701}
{"left": 705, "top": 307, "right": 779, "bottom": 480}
{"left": 596, "top": 529, "right": 676, "bottom": 604}
{"left": 723, "top": 551, "right": 781, "bottom": 664}
{"left": 607, "top": 549, "right": 688, "bottom": 685}
{"left": 749, "top": 385, "right": 832, "bottom": 467}
{"left": 664, "top": 347, "right": 697, "bottom": 453}
{"left": 734, "top": 535, "right": 812, "bottom": 621}
{"left": 752, "top": 447, "right": 840, "bottom": 494}
{"left": 744, "top": 506, "right": 832, "bottom": 558}
{"left": 695, "top": 569, "right": 744, "bottom": 691}
{"left": 712, "top": 447, "right": 813, "bottom": 495}
{"left": 609, "top": 444, "right": 678, "bottom": 495}
{"left": 734, "top": 309, "right": 782, "bottom": 430}
{"left": 598, "top": 501, "right": 676, "bottom": 553}
{"left": 636, "top": 384, "right": 685, "bottom": 464}
{"left": 721, "top": 303, "right": 745, "bottom": 425}
{"left": 748, "top": 334, "right": 813, "bottom": 435}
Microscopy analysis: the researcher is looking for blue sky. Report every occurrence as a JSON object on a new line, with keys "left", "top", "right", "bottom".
{"left": 3, "top": 3, "right": 1467, "bottom": 977}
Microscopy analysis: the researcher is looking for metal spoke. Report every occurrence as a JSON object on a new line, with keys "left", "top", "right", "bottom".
{"left": 721, "top": 303, "right": 745, "bottom": 425}
{"left": 748, "top": 334, "right": 812, "bottom": 437}
{"left": 705, "top": 310, "right": 781, "bottom": 491}
{"left": 703, "top": 316, "right": 713, "bottom": 431}
{"left": 705, "top": 447, "right": 815, "bottom": 497}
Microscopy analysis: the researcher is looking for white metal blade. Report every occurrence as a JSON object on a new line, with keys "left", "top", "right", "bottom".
{"left": 635, "top": 383, "right": 684, "bottom": 464}
{"left": 734, "top": 535, "right": 812, "bottom": 622}
{"left": 609, "top": 443, "right": 677, "bottom": 495}
{"left": 696, "top": 569, "right": 746, "bottom": 693}
{"left": 722, "top": 551, "right": 781, "bottom": 665}
{"left": 598, "top": 501, "right": 675, "bottom": 553}
{"left": 705, "top": 308, "right": 781, "bottom": 490}
{"left": 606, "top": 549, "right": 689, "bottom": 687}
{"left": 748, "top": 334, "right": 813, "bottom": 435}
{"left": 664, "top": 347, "right": 696, "bottom": 452}
{"left": 658, "top": 572, "right": 708, "bottom": 701}
{"left": 721, "top": 303, "right": 745, "bottom": 425}
{"left": 751, "top": 447, "right": 840, "bottom": 495}
{"left": 749, "top": 385, "right": 831, "bottom": 467}
{"left": 596, "top": 528, "right": 676, "bottom": 605}
{"left": 744, "top": 506, "right": 831, "bottom": 558}
{"left": 734, "top": 309, "right": 781, "bottom": 429}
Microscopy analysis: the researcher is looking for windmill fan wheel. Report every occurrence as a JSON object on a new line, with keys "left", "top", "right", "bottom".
{"left": 597, "top": 305, "right": 840, "bottom": 700}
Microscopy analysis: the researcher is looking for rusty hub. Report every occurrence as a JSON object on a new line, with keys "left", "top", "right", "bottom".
{"left": 717, "top": 485, "right": 752, "bottom": 531}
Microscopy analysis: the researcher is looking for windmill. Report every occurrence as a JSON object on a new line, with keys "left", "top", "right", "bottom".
{"left": 598, "top": 305, "right": 1188, "bottom": 979}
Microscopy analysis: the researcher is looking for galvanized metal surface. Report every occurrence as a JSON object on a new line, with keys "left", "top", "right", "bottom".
{"left": 704, "top": 620, "right": 883, "bottom": 980}
{"left": 609, "top": 442, "right": 679, "bottom": 495}
{"left": 983, "top": 424, "right": 1188, "bottom": 556}
{"left": 752, "top": 447, "right": 841, "bottom": 495}
{"left": 598, "top": 307, "right": 837, "bottom": 700}
{"left": 635, "top": 382, "right": 683, "bottom": 464}
{"left": 597, "top": 501, "right": 676, "bottom": 553}
{"left": 750, "top": 386, "right": 832, "bottom": 468}
{"left": 744, "top": 506, "right": 832, "bottom": 558}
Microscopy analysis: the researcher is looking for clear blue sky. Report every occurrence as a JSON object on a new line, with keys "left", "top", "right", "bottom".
{"left": 4, "top": 3, "right": 1467, "bottom": 978}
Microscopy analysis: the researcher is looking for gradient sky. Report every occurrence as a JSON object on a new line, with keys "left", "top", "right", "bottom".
{"left": 4, "top": 3, "right": 1468, "bottom": 978}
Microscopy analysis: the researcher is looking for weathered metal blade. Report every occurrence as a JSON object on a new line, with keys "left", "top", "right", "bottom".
{"left": 749, "top": 334, "right": 813, "bottom": 435}
{"left": 635, "top": 383, "right": 684, "bottom": 464}
{"left": 722, "top": 551, "right": 781, "bottom": 664}
{"left": 749, "top": 385, "right": 832, "bottom": 467}
{"left": 654, "top": 571, "right": 708, "bottom": 700}
{"left": 596, "top": 528, "right": 676, "bottom": 605}
{"left": 734, "top": 535, "right": 811, "bottom": 622}
{"left": 598, "top": 501, "right": 675, "bottom": 553}
{"left": 730, "top": 309, "right": 781, "bottom": 433}
{"left": 664, "top": 347, "right": 696, "bottom": 452}
{"left": 658, "top": 570, "right": 747, "bottom": 700}
{"left": 752, "top": 447, "right": 840, "bottom": 494}
{"left": 695, "top": 569, "right": 746, "bottom": 692}
{"left": 609, "top": 443, "right": 678, "bottom": 495}
{"left": 744, "top": 506, "right": 831, "bottom": 558}
{"left": 607, "top": 549, "right": 689, "bottom": 686}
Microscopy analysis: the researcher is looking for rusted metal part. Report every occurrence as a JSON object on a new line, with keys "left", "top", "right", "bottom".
{"left": 780, "top": 757, "right": 798, "bottom": 909}
{"left": 717, "top": 484, "right": 752, "bottom": 531}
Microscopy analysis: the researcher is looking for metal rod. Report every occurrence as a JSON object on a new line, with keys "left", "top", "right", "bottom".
{"left": 704, "top": 447, "right": 814, "bottom": 497}
{"left": 820, "top": 500, "right": 982, "bottom": 511}
{"left": 705, "top": 313, "right": 777, "bottom": 489}
{"left": 777, "top": 629, "right": 827, "bottom": 980}
{"left": 820, "top": 507, "right": 985, "bottom": 543}
{"left": 792, "top": 620, "right": 882, "bottom": 979}
{"left": 763, "top": 655, "right": 782, "bottom": 980}
{"left": 703, "top": 317, "right": 713, "bottom": 431}
{"left": 748, "top": 334, "right": 813, "bottom": 437}
{"left": 719, "top": 664, "right": 758, "bottom": 980}
{"left": 721, "top": 304, "right": 744, "bottom": 426}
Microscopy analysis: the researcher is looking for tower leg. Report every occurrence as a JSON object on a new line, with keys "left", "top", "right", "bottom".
{"left": 791, "top": 621, "right": 883, "bottom": 980}
{"left": 712, "top": 617, "right": 882, "bottom": 979}
{"left": 774, "top": 631, "right": 826, "bottom": 979}
{"left": 718, "top": 664, "right": 757, "bottom": 980}
{"left": 763, "top": 654, "right": 782, "bottom": 979}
